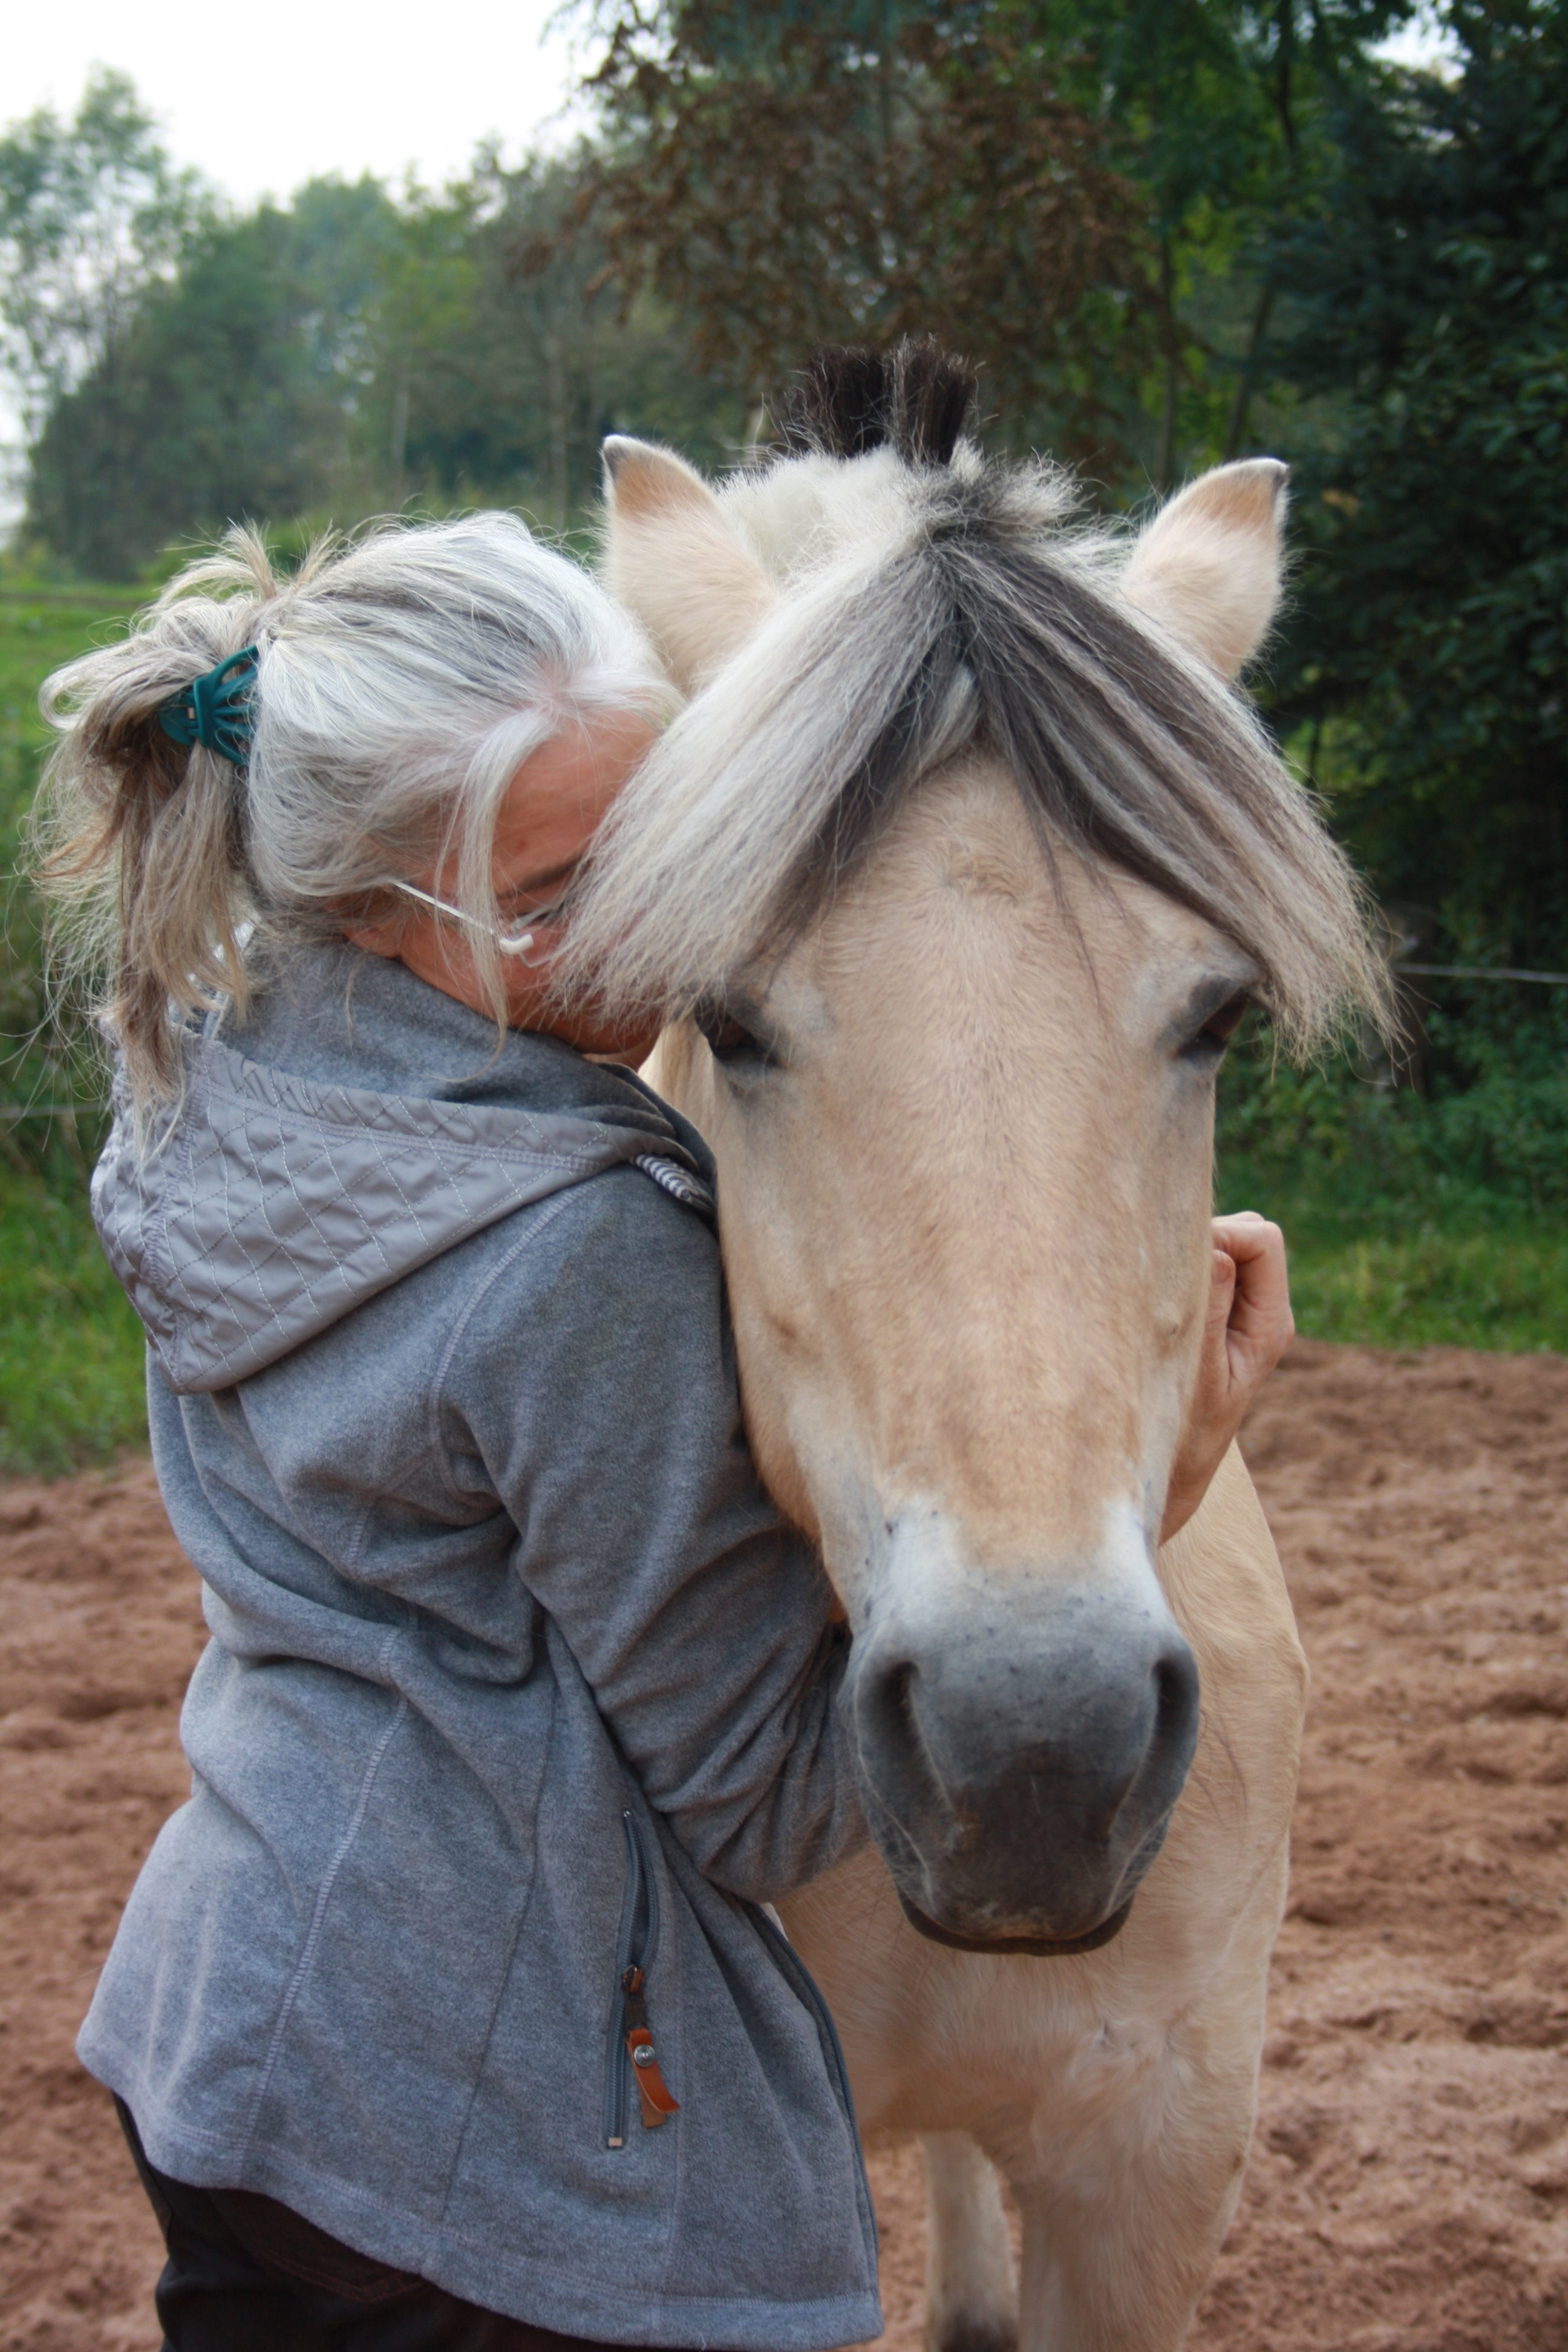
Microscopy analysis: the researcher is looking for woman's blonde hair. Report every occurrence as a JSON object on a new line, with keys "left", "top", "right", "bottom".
{"left": 32, "top": 514, "right": 661, "bottom": 1119}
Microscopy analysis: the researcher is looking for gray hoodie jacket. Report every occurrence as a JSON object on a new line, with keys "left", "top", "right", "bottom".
{"left": 79, "top": 944, "right": 880, "bottom": 2350}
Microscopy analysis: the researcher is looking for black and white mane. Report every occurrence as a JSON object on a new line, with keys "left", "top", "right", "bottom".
{"left": 569, "top": 340, "right": 1382, "bottom": 1051}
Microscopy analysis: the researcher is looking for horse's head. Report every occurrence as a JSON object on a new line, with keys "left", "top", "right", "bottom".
{"left": 570, "top": 347, "right": 1382, "bottom": 1955}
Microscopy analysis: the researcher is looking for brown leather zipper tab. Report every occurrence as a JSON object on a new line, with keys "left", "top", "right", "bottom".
{"left": 622, "top": 1965, "right": 679, "bottom": 2128}
{"left": 626, "top": 2030, "right": 681, "bottom": 2126}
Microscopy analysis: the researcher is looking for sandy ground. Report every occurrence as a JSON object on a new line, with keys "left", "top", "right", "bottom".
{"left": 2, "top": 1339, "right": 1566, "bottom": 2351}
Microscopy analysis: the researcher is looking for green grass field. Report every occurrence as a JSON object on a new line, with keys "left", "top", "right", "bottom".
{"left": 1215, "top": 1181, "right": 1568, "bottom": 1355}
{"left": 0, "top": 1162, "right": 147, "bottom": 1478}
{"left": 0, "top": 582, "right": 131, "bottom": 769}
{"left": 1, "top": 586, "right": 147, "bottom": 1475}
{"left": 1, "top": 585, "right": 1563, "bottom": 1479}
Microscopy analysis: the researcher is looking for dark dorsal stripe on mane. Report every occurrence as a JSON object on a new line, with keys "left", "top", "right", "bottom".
{"left": 778, "top": 337, "right": 978, "bottom": 468}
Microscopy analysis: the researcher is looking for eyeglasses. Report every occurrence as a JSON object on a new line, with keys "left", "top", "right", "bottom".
{"left": 387, "top": 879, "right": 571, "bottom": 965}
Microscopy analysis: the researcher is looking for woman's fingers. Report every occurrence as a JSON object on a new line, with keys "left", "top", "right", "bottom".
{"left": 1160, "top": 1214, "right": 1295, "bottom": 1544}
{"left": 1204, "top": 1241, "right": 1239, "bottom": 1344}
{"left": 1211, "top": 1212, "right": 1294, "bottom": 1385}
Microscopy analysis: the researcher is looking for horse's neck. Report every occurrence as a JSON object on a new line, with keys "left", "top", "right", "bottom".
{"left": 639, "top": 1033, "right": 678, "bottom": 1098}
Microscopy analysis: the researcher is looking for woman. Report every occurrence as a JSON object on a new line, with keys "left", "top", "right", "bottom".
{"left": 36, "top": 512, "right": 1290, "bottom": 2351}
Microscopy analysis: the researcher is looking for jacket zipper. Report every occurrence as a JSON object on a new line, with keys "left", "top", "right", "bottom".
{"left": 750, "top": 1901, "right": 880, "bottom": 2262}
{"left": 603, "top": 1809, "right": 679, "bottom": 2149}
{"left": 748, "top": 1904, "right": 867, "bottom": 2155}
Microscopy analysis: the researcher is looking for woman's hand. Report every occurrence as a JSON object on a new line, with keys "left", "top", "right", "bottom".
{"left": 1160, "top": 1212, "right": 1295, "bottom": 1543}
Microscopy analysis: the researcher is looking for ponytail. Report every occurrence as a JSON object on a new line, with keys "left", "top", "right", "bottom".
{"left": 33, "top": 531, "right": 295, "bottom": 1117}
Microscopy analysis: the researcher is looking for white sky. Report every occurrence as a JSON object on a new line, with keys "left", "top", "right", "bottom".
{"left": 2, "top": 0, "right": 590, "bottom": 209}
{"left": 1376, "top": 15, "right": 1462, "bottom": 74}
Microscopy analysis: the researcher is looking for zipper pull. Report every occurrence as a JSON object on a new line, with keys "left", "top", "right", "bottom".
{"left": 621, "top": 1965, "right": 680, "bottom": 2128}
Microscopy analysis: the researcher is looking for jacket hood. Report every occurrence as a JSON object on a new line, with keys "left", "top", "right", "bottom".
{"left": 93, "top": 1027, "right": 711, "bottom": 1396}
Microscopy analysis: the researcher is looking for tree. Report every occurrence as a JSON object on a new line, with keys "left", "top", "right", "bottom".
{"left": 561, "top": 2, "right": 1423, "bottom": 485}
{"left": 421, "top": 149, "right": 741, "bottom": 528}
{"left": 564, "top": 2, "right": 1165, "bottom": 470}
{"left": 1013, "top": 1, "right": 1422, "bottom": 472}
{"left": 0, "top": 68, "right": 208, "bottom": 440}
{"left": 1267, "top": 0, "right": 1568, "bottom": 964}
{"left": 23, "top": 188, "right": 390, "bottom": 578}
{"left": 20, "top": 136, "right": 743, "bottom": 577}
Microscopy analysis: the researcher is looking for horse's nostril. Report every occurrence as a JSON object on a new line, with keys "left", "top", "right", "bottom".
{"left": 1141, "top": 1638, "right": 1201, "bottom": 1808}
{"left": 868, "top": 1659, "right": 920, "bottom": 1756}
{"left": 858, "top": 1656, "right": 947, "bottom": 1822}
{"left": 1154, "top": 1646, "right": 1199, "bottom": 1736}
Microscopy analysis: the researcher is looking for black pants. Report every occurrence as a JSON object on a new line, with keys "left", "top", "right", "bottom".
{"left": 117, "top": 2100, "right": 627, "bottom": 2352}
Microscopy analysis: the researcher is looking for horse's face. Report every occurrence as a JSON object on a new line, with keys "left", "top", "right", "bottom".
{"left": 650, "top": 779, "right": 1241, "bottom": 1949}
{"left": 604, "top": 440, "right": 1296, "bottom": 1953}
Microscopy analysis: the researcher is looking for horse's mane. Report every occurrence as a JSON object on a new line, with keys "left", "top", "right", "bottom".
{"left": 777, "top": 336, "right": 979, "bottom": 467}
{"left": 566, "top": 341, "right": 1387, "bottom": 1052}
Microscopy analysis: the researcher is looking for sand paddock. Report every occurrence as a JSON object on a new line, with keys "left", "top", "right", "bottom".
{"left": 2, "top": 1338, "right": 1566, "bottom": 2350}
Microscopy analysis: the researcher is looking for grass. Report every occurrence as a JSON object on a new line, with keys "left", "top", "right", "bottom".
{"left": 0, "top": 583, "right": 132, "bottom": 1050}
{"left": 0, "top": 581, "right": 1563, "bottom": 1480}
{"left": 1217, "top": 1179, "right": 1568, "bottom": 1354}
{"left": 1295, "top": 1226, "right": 1568, "bottom": 1351}
{"left": 1215, "top": 1016, "right": 1568, "bottom": 1354}
{"left": 2, "top": 585, "right": 146, "bottom": 1475}
{"left": 0, "top": 581, "right": 134, "bottom": 805}
{"left": 0, "top": 1160, "right": 148, "bottom": 1478}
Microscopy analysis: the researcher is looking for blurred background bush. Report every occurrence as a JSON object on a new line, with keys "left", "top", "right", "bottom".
{"left": 2, "top": 1, "right": 1565, "bottom": 1468}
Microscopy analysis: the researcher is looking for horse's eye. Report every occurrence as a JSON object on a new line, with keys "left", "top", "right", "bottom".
{"left": 693, "top": 999, "right": 772, "bottom": 1068}
{"left": 1185, "top": 993, "right": 1251, "bottom": 1062}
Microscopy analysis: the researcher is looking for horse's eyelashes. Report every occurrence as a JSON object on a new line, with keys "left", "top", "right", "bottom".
{"left": 693, "top": 1000, "right": 772, "bottom": 1069}
{"left": 1184, "top": 987, "right": 1259, "bottom": 1072}
{"left": 1207, "top": 993, "right": 1253, "bottom": 1042}
{"left": 1186, "top": 992, "right": 1252, "bottom": 1061}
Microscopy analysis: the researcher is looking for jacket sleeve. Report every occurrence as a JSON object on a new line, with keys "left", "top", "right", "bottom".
{"left": 438, "top": 1165, "right": 869, "bottom": 1904}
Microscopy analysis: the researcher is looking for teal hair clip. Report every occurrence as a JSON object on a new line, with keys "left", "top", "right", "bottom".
{"left": 158, "top": 645, "right": 258, "bottom": 768}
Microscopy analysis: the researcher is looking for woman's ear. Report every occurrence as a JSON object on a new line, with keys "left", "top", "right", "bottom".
{"left": 1122, "top": 459, "right": 1290, "bottom": 681}
{"left": 601, "top": 437, "right": 778, "bottom": 696}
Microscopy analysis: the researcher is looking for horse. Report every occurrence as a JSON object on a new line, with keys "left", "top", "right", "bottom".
{"left": 563, "top": 344, "right": 1383, "bottom": 2352}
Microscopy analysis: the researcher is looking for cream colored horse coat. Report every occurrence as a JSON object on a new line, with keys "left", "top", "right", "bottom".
{"left": 599, "top": 444, "right": 1311, "bottom": 2352}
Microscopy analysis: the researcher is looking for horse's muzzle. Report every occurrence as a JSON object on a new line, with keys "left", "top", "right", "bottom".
{"left": 846, "top": 1525, "right": 1200, "bottom": 1950}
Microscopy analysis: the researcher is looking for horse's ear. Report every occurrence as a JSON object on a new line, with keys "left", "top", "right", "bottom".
{"left": 1122, "top": 459, "right": 1289, "bottom": 681}
{"left": 601, "top": 437, "right": 777, "bottom": 696}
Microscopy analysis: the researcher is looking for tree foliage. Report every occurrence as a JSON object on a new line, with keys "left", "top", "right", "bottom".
{"left": 1016, "top": 0, "right": 1421, "bottom": 467}
{"left": 26, "top": 196, "right": 359, "bottom": 580}
{"left": 0, "top": 68, "right": 209, "bottom": 439}
{"left": 18, "top": 152, "right": 740, "bottom": 576}
{"left": 1266, "top": 0, "right": 1568, "bottom": 962}
{"left": 567, "top": 2, "right": 1162, "bottom": 463}
{"left": 564, "top": 2, "right": 1426, "bottom": 480}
